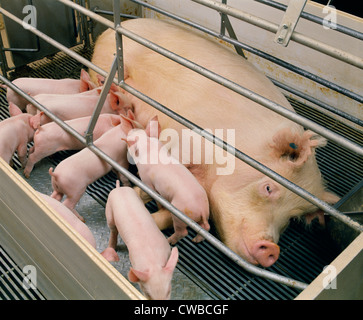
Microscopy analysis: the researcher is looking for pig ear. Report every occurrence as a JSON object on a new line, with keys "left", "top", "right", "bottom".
{"left": 120, "top": 110, "right": 143, "bottom": 130}
{"left": 109, "top": 91, "right": 131, "bottom": 113}
{"left": 29, "top": 112, "right": 43, "bottom": 130}
{"left": 163, "top": 247, "right": 179, "bottom": 274}
{"left": 9, "top": 102, "right": 22, "bottom": 116}
{"left": 79, "top": 69, "right": 96, "bottom": 92}
{"left": 111, "top": 115, "right": 121, "bottom": 126}
{"left": 97, "top": 74, "right": 105, "bottom": 86}
{"left": 270, "top": 129, "right": 326, "bottom": 168}
{"left": 128, "top": 268, "right": 150, "bottom": 283}
{"left": 145, "top": 116, "right": 161, "bottom": 138}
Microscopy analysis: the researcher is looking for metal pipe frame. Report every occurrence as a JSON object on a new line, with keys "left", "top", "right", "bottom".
{"left": 0, "top": 0, "right": 362, "bottom": 290}
{"left": 0, "top": 72, "right": 308, "bottom": 292}
{"left": 254, "top": 0, "right": 363, "bottom": 41}
{"left": 192, "top": 0, "right": 363, "bottom": 69}
{"left": 130, "top": 0, "right": 363, "bottom": 107}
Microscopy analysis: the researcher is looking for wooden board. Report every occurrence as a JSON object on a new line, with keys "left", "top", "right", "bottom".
{"left": 296, "top": 232, "right": 363, "bottom": 300}
{"left": 0, "top": 157, "right": 144, "bottom": 300}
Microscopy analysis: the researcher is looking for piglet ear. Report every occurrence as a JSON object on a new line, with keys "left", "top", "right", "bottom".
{"left": 120, "top": 110, "right": 143, "bottom": 133}
{"left": 270, "top": 129, "right": 326, "bottom": 168}
{"left": 109, "top": 91, "right": 131, "bottom": 114}
{"left": 110, "top": 115, "right": 121, "bottom": 126}
{"left": 9, "top": 102, "right": 22, "bottom": 116}
{"left": 79, "top": 69, "right": 96, "bottom": 92}
{"left": 145, "top": 115, "right": 161, "bottom": 139}
{"left": 163, "top": 247, "right": 179, "bottom": 274}
{"left": 128, "top": 268, "right": 150, "bottom": 283}
{"left": 97, "top": 75, "right": 105, "bottom": 86}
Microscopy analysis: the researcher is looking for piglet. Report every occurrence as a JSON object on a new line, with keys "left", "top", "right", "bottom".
{"left": 125, "top": 116, "right": 210, "bottom": 245}
{"left": 49, "top": 111, "right": 140, "bottom": 220}
{"left": 24, "top": 114, "right": 120, "bottom": 178}
{"left": 1, "top": 70, "right": 96, "bottom": 114}
{"left": 0, "top": 103, "right": 34, "bottom": 166}
{"left": 28, "top": 86, "right": 131, "bottom": 126}
{"left": 37, "top": 192, "right": 96, "bottom": 248}
{"left": 101, "top": 184, "right": 179, "bottom": 300}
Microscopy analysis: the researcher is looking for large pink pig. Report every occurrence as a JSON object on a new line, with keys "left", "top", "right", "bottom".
{"left": 24, "top": 114, "right": 120, "bottom": 178}
{"left": 0, "top": 103, "right": 34, "bottom": 166}
{"left": 28, "top": 86, "right": 131, "bottom": 126}
{"left": 125, "top": 116, "right": 210, "bottom": 245}
{"left": 37, "top": 192, "right": 96, "bottom": 248}
{"left": 49, "top": 112, "right": 139, "bottom": 220}
{"left": 101, "top": 184, "right": 179, "bottom": 300}
{"left": 2, "top": 70, "right": 96, "bottom": 114}
{"left": 90, "top": 19, "right": 339, "bottom": 267}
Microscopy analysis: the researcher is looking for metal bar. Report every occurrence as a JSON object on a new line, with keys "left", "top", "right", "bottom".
{"left": 0, "top": 2, "right": 361, "bottom": 234}
{"left": 84, "top": 57, "right": 118, "bottom": 144}
{"left": 274, "top": 0, "right": 307, "bottom": 46}
{"left": 270, "top": 78, "right": 363, "bottom": 127}
{"left": 113, "top": 0, "right": 125, "bottom": 84}
{"left": 1, "top": 0, "right": 361, "bottom": 289}
{"left": 120, "top": 82, "right": 363, "bottom": 235}
{"left": 0, "top": 74, "right": 310, "bottom": 291}
{"left": 219, "top": 9, "right": 246, "bottom": 58}
{"left": 93, "top": 8, "right": 138, "bottom": 20}
{"left": 116, "top": 25, "right": 363, "bottom": 157}
{"left": 131, "top": 0, "right": 363, "bottom": 107}
{"left": 192, "top": 0, "right": 363, "bottom": 69}
{"left": 254, "top": 0, "right": 363, "bottom": 41}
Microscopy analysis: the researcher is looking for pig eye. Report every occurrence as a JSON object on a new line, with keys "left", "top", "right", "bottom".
{"left": 265, "top": 185, "right": 272, "bottom": 194}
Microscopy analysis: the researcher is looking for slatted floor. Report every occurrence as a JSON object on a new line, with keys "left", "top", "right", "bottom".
{"left": 0, "top": 45, "right": 361, "bottom": 300}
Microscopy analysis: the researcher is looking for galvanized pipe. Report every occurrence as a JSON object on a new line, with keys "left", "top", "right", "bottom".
{"left": 270, "top": 78, "right": 363, "bottom": 127}
{"left": 254, "top": 0, "right": 363, "bottom": 40}
{"left": 1, "top": 3, "right": 361, "bottom": 233}
{"left": 0, "top": 74, "right": 309, "bottom": 291}
{"left": 131, "top": 0, "right": 363, "bottom": 108}
{"left": 85, "top": 57, "right": 118, "bottom": 144}
{"left": 192, "top": 0, "right": 363, "bottom": 69}
{"left": 2, "top": 0, "right": 362, "bottom": 290}
{"left": 116, "top": 25, "right": 363, "bottom": 158}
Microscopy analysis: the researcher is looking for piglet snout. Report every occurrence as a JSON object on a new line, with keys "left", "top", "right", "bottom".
{"left": 251, "top": 240, "right": 280, "bottom": 268}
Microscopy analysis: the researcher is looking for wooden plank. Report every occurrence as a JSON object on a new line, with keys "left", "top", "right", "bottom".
{"left": 0, "top": 158, "right": 144, "bottom": 300}
{"left": 296, "top": 232, "right": 363, "bottom": 300}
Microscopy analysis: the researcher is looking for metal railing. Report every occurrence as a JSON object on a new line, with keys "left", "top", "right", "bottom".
{"left": 0, "top": 0, "right": 362, "bottom": 291}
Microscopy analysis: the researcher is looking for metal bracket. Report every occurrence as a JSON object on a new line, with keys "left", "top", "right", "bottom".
{"left": 274, "top": 0, "right": 307, "bottom": 47}
{"left": 220, "top": 0, "right": 246, "bottom": 59}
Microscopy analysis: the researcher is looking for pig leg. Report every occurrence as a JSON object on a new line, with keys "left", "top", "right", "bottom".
{"left": 101, "top": 197, "right": 120, "bottom": 262}
{"left": 117, "top": 171, "right": 131, "bottom": 187}
{"left": 16, "top": 141, "right": 28, "bottom": 167}
{"left": 151, "top": 208, "right": 173, "bottom": 230}
{"left": 24, "top": 151, "right": 38, "bottom": 178}
{"left": 101, "top": 227, "right": 120, "bottom": 262}
{"left": 192, "top": 218, "right": 210, "bottom": 243}
{"left": 134, "top": 186, "right": 154, "bottom": 204}
{"left": 62, "top": 196, "right": 86, "bottom": 222}
{"left": 168, "top": 217, "right": 189, "bottom": 245}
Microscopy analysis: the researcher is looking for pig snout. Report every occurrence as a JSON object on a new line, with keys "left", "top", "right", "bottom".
{"left": 250, "top": 240, "right": 280, "bottom": 268}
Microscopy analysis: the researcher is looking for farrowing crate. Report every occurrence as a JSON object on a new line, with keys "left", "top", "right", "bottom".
{"left": 0, "top": 0, "right": 362, "bottom": 300}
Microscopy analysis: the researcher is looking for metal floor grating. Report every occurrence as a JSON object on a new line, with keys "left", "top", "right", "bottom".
{"left": 0, "top": 246, "right": 45, "bottom": 300}
{"left": 0, "top": 45, "right": 361, "bottom": 300}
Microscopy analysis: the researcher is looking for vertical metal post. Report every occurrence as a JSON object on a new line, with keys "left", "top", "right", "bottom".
{"left": 113, "top": 0, "right": 124, "bottom": 84}
{"left": 84, "top": 56, "right": 118, "bottom": 145}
